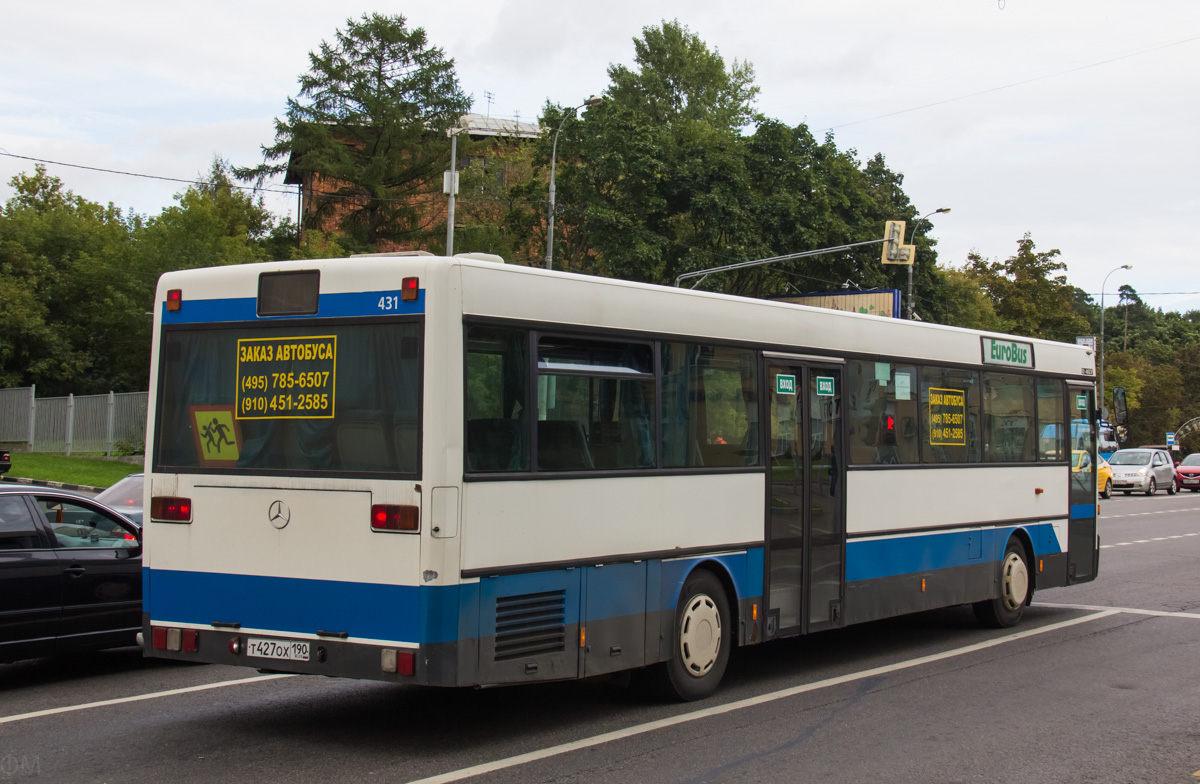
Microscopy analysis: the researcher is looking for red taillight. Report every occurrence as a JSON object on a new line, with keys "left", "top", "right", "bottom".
{"left": 371, "top": 504, "right": 419, "bottom": 533}
{"left": 152, "top": 627, "right": 167, "bottom": 650}
{"left": 400, "top": 277, "right": 419, "bottom": 302}
{"left": 151, "top": 496, "right": 192, "bottom": 523}
{"left": 166, "top": 288, "right": 183, "bottom": 312}
{"left": 381, "top": 648, "right": 415, "bottom": 675}
{"left": 182, "top": 629, "right": 199, "bottom": 653}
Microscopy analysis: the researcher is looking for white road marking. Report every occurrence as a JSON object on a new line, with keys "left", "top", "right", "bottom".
{"left": 1102, "top": 531, "right": 1200, "bottom": 548}
{"left": 1039, "top": 602, "right": 1200, "bottom": 620}
{"left": 405, "top": 611, "right": 1118, "bottom": 784}
{"left": 0, "top": 673, "right": 293, "bottom": 725}
{"left": 1103, "top": 506, "right": 1200, "bottom": 520}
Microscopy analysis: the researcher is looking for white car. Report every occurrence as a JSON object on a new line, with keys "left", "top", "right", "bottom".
{"left": 1108, "top": 448, "right": 1177, "bottom": 496}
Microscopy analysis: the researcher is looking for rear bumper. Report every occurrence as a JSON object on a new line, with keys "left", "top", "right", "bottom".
{"left": 141, "top": 616, "right": 450, "bottom": 685}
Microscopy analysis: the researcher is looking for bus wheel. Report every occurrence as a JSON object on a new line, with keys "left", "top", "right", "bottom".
{"left": 974, "top": 540, "right": 1030, "bottom": 629}
{"left": 1101, "top": 479, "right": 1112, "bottom": 499}
{"left": 649, "top": 569, "right": 731, "bottom": 701}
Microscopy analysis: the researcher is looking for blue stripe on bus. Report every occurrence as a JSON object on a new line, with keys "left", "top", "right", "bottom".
{"left": 1070, "top": 504, "right": 1096, "bottom": 520}
{"left": 845, "top": 524, "right": 1060, "bottom": 583}
{"left": 145, "top": 568, "right": 435, "bottom": 643}
{"left": 146, "top": 550, "right": 767, "bottom": 646}
{"left": 161, "top": 290, "right": 424, "bottom": 324}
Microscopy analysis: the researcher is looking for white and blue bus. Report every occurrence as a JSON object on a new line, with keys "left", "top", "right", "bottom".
{"left": 142, "top": 253, "right": 1100, "bottom": 700}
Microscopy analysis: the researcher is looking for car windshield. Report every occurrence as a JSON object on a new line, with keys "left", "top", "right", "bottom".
{"left": 1181, "top": 454, "right": 1200, "bottom": 467}
{"left": 95, "top": 474, "right": 143, "bottom": 510}
{"left": 1108, "top": 451, "right": 1151, "bottom": 465}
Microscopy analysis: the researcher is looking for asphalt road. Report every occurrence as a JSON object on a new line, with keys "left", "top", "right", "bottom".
{"left": 2, "top": 492, "right": 1198, "bottom": 784}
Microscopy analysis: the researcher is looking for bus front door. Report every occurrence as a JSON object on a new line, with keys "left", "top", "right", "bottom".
{"left": 764, "top": 360, "right": 846, "bottom": 639}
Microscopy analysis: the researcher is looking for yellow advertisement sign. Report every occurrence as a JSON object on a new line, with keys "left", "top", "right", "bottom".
{"left": 235, "top": 335, "right": 337, "bottom": 419}
{"left": 189, "top": 405, "right": 242, "bottom": 467}
{"left": 928, "top": 388, "right": 966, "bottom": 446}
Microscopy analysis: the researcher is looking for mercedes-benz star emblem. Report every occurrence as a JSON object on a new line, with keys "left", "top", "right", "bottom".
{"left": 268, "top": 500, "right": 291, "bottom": 529}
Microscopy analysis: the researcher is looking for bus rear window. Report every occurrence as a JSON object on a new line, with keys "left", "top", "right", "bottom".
{"left": 153, "top": 321, "right": 421, "bottom": 476}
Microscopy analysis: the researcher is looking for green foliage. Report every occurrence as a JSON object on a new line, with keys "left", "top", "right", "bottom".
{"left": 509, "top": 19, "right": 941, "bottom": 304}
{"left": 959, "top": 234, "right": 1090, "bottom": 341}
{"left": 939, "top": 267, "right": 1002, "bottom": 331}
{"left": 113, "top": 436, "right": 145, "bottom": 456}
{"left": 237, "top": 13, "right": 471, "bottom": 250}
{"left": 0, "top": 159, "right": 307, "bottom": 395}
{"left": 0, "top": 166, "right": 138, "bottom": 394}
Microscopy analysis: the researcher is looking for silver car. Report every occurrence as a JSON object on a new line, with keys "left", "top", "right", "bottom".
{"left": 1108, "top": 449, "right": 1177, "bottom": 496}
{"left": 94, "top": 473, "right": 144, "bottom": 524}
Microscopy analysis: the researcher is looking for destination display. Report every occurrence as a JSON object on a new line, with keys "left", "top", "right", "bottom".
{"left": 236, "top": 335, "right": 336, "bottom": 419}
{"left": 928, "top": 387, "right": 966, "bottom": 446}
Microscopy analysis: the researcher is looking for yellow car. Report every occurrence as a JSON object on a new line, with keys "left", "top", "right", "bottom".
{"left": 1072, "top": 451, "right": 1113, "bottom": 499}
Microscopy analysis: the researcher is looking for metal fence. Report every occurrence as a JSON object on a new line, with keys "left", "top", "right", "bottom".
{"left": 0, "top": 385, "right": 147, "bottom": 455}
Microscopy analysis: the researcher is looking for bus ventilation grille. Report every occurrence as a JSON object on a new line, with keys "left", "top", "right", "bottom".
{"left": 494, "top": 590, "right": 566, "bottom": 661}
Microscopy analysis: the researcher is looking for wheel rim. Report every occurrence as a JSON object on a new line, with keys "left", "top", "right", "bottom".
{"left": 1149, "top": 479, "right": 1156, "bottom": 494}
{"left": 679, "top": 592, "right": 722, "bottom": 677}
{"left": 1000, "top": 552, "right": 1029, "bottom": 611}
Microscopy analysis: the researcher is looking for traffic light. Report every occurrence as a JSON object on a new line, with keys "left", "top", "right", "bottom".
{"left": 881, "top": 220, "right": 916, "bottom": 265}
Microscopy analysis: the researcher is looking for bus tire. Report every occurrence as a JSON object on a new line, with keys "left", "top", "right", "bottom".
{"left": 974, "top": 539, "right": 1030, "bottom": 629}
{"left": 1101, "top": 479, "right": 1112, "bottom": 499}
{"left": 648, "top": 569, "right": 731, "bottom": 701}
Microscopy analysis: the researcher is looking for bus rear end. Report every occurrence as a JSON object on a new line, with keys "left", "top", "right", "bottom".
{"left": 142, "top": 259, "right": 444, "bottom": 683}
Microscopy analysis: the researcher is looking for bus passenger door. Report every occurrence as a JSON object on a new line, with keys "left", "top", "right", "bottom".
{"left": 764, "top": 360, "right": 846, "bottom": 639}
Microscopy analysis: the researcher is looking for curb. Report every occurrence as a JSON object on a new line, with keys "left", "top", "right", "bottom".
{"left": 1, "top": 476, "right": 106, "bottom": 494}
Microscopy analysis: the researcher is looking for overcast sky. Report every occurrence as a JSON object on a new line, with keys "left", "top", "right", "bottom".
{"left": 3, "top": 0, "right": 1197, "bottom": 315}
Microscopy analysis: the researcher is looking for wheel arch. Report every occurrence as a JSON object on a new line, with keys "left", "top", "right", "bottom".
{"left": 689, "top": 559, "right": 741, "bottom": 645}
{"left": 1007, "top": 527, "right": 1037, "bottom": 598}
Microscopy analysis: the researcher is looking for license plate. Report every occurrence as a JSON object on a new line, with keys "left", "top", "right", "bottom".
{"left": 246, "top": 637, "right": 310, "bottom": 662}
{"left": 1184, "top": 478, "right": 1198, "bottom": 485}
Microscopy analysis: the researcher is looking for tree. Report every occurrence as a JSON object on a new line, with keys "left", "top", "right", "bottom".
{"left": 520, "top": 20, "right": 933, "bottom": 298}
{"left": 962, "top": 234, "right": 1089, "bottom": 341}
{"left": 939, "top": 266, "right": 1002, "bottom": 331}
{"left": 0, "top": 166, "right": 139, "bottom": 394}
{"left": 237, "top": 13, "right": 471, "bottom": 250}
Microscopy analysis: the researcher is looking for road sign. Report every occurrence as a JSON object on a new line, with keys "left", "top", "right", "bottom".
{"left": 1167, "top": 432, "right": 1176, "bottom": 446}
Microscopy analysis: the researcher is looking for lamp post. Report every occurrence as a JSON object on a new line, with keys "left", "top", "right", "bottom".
{"left": 545, "top": 95, "right": 603, "bottom": 270}
{"left": 1098, "top": 264, "right": 1132, "bottom": 418}
{"left": 907, "top": 207, "right": 950, "bottom": 319}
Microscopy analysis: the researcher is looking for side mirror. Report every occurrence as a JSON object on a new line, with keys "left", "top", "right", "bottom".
{"left": 1112, "top": 387, "right": 1128, "bottom": 426}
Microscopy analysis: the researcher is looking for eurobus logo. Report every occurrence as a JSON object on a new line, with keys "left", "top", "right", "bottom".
{"left": 983, "top": 337, "right": 1034, "bottom": 368}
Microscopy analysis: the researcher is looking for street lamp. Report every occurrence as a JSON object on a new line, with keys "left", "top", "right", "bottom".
{"left": 545, "top": 95, "right": 603, "bottom": 270}
{"left": 907, "top": 207, "right": 950, "bottom": 319}
{"left": 1098, "top": 264, "right": 1132, "bottom": 418}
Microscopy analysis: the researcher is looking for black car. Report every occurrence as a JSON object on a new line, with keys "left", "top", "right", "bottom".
{"left": 0, "top": 485, "right": 141, "bottom": 663}
{"left": 0, "top": 450, "right": 9, "bottom": 474}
